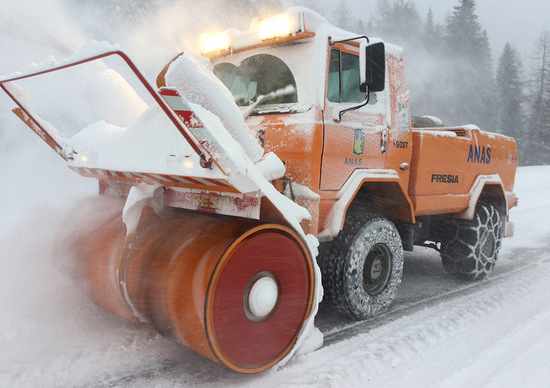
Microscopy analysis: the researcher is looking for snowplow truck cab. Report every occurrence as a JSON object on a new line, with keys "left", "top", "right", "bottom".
{"left": 0, "top": 7, "right": 518, "bottom": 374}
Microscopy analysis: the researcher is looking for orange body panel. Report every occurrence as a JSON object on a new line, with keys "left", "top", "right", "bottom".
{"left": 409, "top": 128, "right": 518, "bottom": 215}
{"left": 251, "top": 111, "right": 324, "bottom": 189}
{"left": 242, "top": 40, "right": 517, "bottom": 234}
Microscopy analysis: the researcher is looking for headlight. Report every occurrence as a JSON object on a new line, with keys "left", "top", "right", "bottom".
{"left": 183, "top": 159, "right": 195, "bottom": 169}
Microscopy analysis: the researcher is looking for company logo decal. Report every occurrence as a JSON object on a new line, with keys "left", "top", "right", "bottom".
{"left": 431, "top": 174, "right": 460, "bottom": 184}
{"left": 344, "top": 158, "right": 363, "bottom": 165}
{"left": 353, "top": 128, "right": 365, "bottom": 156}
{"left": 467, "top": 145, "right": 491, "bottom": 164}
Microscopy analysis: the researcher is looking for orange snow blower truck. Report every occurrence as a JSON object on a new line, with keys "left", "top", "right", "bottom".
{"left": 0, "top": 8, "right": 517, "bottom": 373}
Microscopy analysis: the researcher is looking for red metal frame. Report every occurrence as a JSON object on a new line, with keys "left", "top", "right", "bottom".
{"left": 0, "top": 50, "right": 211, "bottom": 166}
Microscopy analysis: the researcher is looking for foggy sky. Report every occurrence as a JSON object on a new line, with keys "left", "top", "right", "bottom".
{"left": 415, "top": 0, "right": 549, "bottom": 58}
{"left": 331, "top": 0, "right": 550, "bottom": 60}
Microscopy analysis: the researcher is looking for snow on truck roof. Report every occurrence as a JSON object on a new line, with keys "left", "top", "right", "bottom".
{"left": 200, "top": 7, "right": 394, "bottom": 59}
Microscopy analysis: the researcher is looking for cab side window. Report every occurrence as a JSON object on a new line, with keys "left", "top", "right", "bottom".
{"left": 327, "top": 49, "right": 364, "bottom": 103}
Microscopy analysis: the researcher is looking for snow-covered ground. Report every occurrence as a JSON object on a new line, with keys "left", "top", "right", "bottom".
{"left": 2, "top": 2, "right": 550, "bottom": 387}
{"left": 1, "top": 162, "right": 549, "bottom": 387}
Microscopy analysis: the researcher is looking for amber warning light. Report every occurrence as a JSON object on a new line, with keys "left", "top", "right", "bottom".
{"left": 201, "top": 33, "right": 231, "bottom": 54}
{"left": 200, "top": 11, "right": 303, "bottom": 55}
{"left": 259, "top": 15, "right": 293, "bottom": 39}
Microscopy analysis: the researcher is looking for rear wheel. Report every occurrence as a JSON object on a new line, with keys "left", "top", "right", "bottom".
{"left": 319, "top": 213, "right": 404, "bottom": 320}
{"left": 441, "top": 203, "right": 503, "bottom": 280}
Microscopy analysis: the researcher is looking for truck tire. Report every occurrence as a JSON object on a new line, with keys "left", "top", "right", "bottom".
{"left": 441, "top": 203, "right": 503, "bottom": 280}
{"left": 319, "top": 213, "right": 404, "bottom": 320}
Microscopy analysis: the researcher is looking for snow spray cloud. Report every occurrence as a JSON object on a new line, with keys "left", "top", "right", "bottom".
{"left": 0, "top": 0, "right": 86, "bottom": 73}
{"left": 0, "top": 1, "right": 287, "bottom": 379}
{"left": 1, "top": 0, "right": 284, "bottom": 170}
{"left": 0, "top": 0, "right": 281, "bottom": 149}
{"left": 0, "top": 0, "right": 86, "bottom": 150}
{"left": 61, "top": 0, "right": 285, "bottom": 79}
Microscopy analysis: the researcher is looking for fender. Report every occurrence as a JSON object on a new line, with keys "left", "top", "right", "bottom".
{"left": 455, "top": 174, "right": 516, "bottom": 238}
{"left": 318, "top": 169, "right": 415, "bottom": 241}
{"left": 455, "top": 174, "right": 508, "bottom": 220}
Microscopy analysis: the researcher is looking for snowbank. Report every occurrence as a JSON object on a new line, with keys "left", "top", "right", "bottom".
{"left": 502, "top": 165, "right": 550, "bottom": 249}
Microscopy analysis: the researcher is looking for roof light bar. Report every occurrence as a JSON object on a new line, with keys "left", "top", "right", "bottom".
{"left": 201, "top": 33, "right": 231, "bottom": 54}
{"left": 199, "top": 10, "right": 308, "bottom": 57}
{"left": 260, "top": 15, "right": 293, "bottom": 40}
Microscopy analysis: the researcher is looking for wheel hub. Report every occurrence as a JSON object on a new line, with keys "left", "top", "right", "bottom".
{"left": 244, "top": 272, "right": 280, "bottom": 322}
{"left": 363, "top": 244, "right": 392, "bottom": 295}
{"left": 371, "top": 257, "right": 384, "bottom": 279}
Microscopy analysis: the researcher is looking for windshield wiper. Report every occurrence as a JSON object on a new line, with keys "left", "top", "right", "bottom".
{"left": 242, "top": 85, "right": 296, "bottom": 119}
{"left": 255, "top": 105, "right": 297, "bottom": 114}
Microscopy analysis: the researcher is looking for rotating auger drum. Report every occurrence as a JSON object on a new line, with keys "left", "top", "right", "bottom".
{"left": 85, "top": 205, "right": 316, "bottom": 373}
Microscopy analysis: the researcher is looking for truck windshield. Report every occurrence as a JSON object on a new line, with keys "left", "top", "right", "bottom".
{"left": 213, "top": 54, "right": 298, "bottom": 114}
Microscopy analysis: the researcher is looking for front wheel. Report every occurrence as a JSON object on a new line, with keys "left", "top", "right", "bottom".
{"left": 441, "top": 203, "right": 504, "bottom": 280}
{"left": 319, "top": 214, "right": 404, "bottom": 320}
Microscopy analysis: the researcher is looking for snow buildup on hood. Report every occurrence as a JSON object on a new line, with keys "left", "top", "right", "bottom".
{"left": 416, "top": 129, "right": 458, "bottom": 139}
{"left": 255, "top": 152, "right": 286, "bottom": 182}
{"left": 122, "top": 183, "right": 163, "bottom": 237}
{"left": 289, "top": 6, "right": 387, "bottom": 45}
{"left": 71, "top": 87, "right": 278, "bottom": 194}
{"left": 421, "top": 115, "right": 444, "bottom": 127}
{"left": 164, "top": 52, "right": 264, "bottom": 164}
{"left": 68, "top": 45, "right": 283, "bottom": 192}
{"left": 85, "top": 68, "right": 148, "bottom": 127}
{"left": 479, "top": 130, "right": 515, "bottom": 141}
{"left": 284, "top": 181, "right": 322, "bottom": 201}
{"left": 70, "top": 104, "right": 215, "bottom": 176}
{"left": 186, "top": 101, "right": 260, "bottom": 193}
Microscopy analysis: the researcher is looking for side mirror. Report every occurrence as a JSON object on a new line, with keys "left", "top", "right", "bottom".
{"left": 360, "top": 42, "right": 386, "bottom": 93}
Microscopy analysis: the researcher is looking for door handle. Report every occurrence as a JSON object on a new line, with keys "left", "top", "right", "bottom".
{"left": 380, "top": 129, "right": 388, "bottom": 153}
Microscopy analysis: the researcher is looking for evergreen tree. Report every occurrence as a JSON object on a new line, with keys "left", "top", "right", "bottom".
{"left": 441, "top": 0, "right": 494, "bottom": 128}
{"left": 422, "top": 8, "right": 444, "bottom": 50}
{"left": 423, "top": 8, "right": 435, "bottom": 45}
{"left": 525, "top": 31, "right": 550, "bottom": 165}
{"left": 495, "top": 42, "right": 524, "bottom": 139}
{"left": 479, "top": 29, "right": 497, "bottom": 128}
{"left": 369, "top": 0, "right": 421, "bottom": 46}
{"left": 446, "top": 0, "right": 484, "bottom": 57}
{"left": 391, "top": 0, "right": 421, "bottom": 37}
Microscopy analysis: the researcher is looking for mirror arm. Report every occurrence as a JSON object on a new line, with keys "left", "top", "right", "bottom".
{"left": 329, "top": 35, "right": 375, "bottom": 122}
{"left": 335, "top": 88, "right": 370, "bottom": 122}
{"left": 330, "top": 35, "right": 370, "bottom": 46}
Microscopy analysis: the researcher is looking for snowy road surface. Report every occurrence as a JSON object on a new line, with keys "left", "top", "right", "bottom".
{"left": 1, "top": 165, "right": 549, "bottom": 387}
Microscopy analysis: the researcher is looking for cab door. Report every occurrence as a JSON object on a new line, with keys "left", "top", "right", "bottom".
{"left": 320, "top": 44, "right": 389, "bottom": 191}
